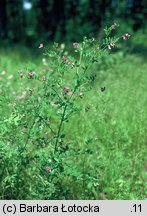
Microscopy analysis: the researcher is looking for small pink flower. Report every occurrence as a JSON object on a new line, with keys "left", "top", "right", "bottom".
{"left": 62, "top": 56, "right": 74, "bottom": 67}
{"left": 38, "top": 43, "right": 44, "bottom": 48}
{"left": 28, "top": 71, "right": 35, "bottom": 78}
{"left": 67, "top": 61, "right": 72, "bottom": 65}
{"left": 22, "top": 127, "right": 27, "bottom": 133}
{"left": 73, "top": 42, "right": 79, "bottom": 49}
{"left": 62, "top": 55, "right": 67, "bottom": 62}
{"left": 111, "top": 23, "right": 118, "bottom": 30}
{"left": 44, "top": 166, "right": 51, "bottom": 173}
{"left": 64, "top": 87, "right": 70, "bottom": 93}
{"left": 42, "top": 76, "right": 46, "bottom": 81}
{"left": 122, "top": 33, "right": 131, "bottom": 40}
{"left": 108, "top": 42, "right": 115, "bottom": 50}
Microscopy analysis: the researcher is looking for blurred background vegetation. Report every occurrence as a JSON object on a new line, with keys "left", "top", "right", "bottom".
{"left": 0, "top": 0, "right": 146, "bottom": 47}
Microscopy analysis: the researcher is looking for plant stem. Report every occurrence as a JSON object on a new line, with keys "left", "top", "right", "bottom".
{"left": 54, "top": 103, "right": 67, "bottom": 152}
{"left": 76, "top": 49, "right": 83, "bottom": 76}
{"left": 54, "top": 50, "right": 84, "bottom": 152}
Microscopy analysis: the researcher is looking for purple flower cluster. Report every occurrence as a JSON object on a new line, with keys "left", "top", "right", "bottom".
{"left": 64, "top": 87, "right": 70, "bottom": 93}
{"left": 62, "top": 55, "right": 74, "bottom": 67}
{"left": 63, "top": 87, "right": 73, "bottom": 96}
{"left": 122, "top": 33, "right": 131, "bottom": 40}
{"left": 44, "top": 166, "right": 51, "bottom": 173}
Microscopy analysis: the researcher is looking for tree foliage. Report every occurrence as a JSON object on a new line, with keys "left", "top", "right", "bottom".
{"left": 0, "top": 0, "right": 146, "bottom": 44}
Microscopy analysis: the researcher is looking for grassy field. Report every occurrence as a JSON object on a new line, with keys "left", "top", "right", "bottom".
{"left": 0, "top": 46, "right": 146, "bottom": 199}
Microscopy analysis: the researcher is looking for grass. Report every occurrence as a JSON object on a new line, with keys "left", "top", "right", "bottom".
{"left": 65, "top": 55, "right": 147, "bottom": 199}
{"left": 0, "top": 46, "right": 146, "bottom": 200}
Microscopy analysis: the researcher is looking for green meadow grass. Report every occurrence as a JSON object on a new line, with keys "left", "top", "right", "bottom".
{"left": 0, "top": 48, "right": 146, "bottom": 199}
{"left": 64, "top": 55, "right": 147, "bottom": 199}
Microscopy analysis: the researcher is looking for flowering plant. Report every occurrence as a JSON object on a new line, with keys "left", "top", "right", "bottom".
{"left": 0, "top": 24, "right": 131, "bottom": 199}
